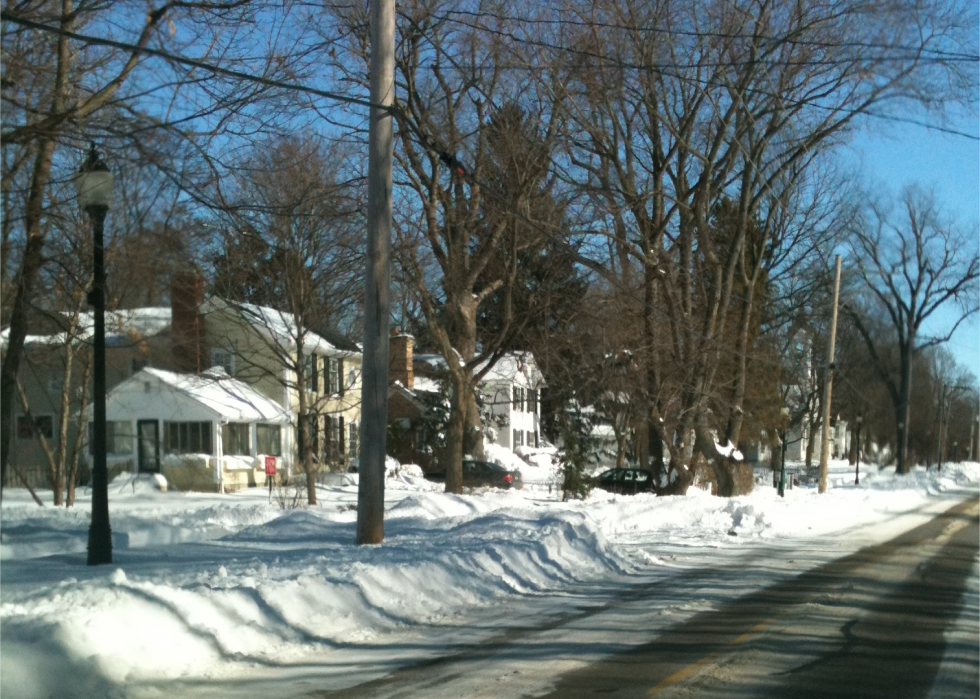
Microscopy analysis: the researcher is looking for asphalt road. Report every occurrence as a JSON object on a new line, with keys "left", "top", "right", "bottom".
{"left": 310, "top": 497, "right": 978, "bottom": 699}
{"left": 542, "top": 496, "right": 980, "bottom": 699}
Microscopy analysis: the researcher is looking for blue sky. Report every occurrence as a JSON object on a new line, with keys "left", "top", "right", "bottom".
{"left": 843, "top": 108, "right": 980, "bottom": 384}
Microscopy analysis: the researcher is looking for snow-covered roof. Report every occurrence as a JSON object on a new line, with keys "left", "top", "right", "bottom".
{"left": 203, "top": 298, "right": 359, "bottom": 357}
{"left": 2, "top": 307, "right": 172, "bottom": 349}
{"left": 412, "top": 351, "right": 545, "bottom": 388}
{"left": 130, "top": 367, "right": 289, "bottom": 422}
{"left": 83, "top": 308, "right": 172, "bottom": 341}
{"left": 414, "top": 353, "right": 452, "bottom": 372}
{"left": 477, "top": 352, "right": 545, "bottom": 388}
{"left": 413, "top": 376, "right": 442, "bottom": 394}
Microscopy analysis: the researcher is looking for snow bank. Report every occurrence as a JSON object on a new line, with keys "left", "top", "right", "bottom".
{"left": 2, "top": 495, "right": 631, "bottom": 688}
{"left": 1, "top": 459, "right": 976, "bottom": 695}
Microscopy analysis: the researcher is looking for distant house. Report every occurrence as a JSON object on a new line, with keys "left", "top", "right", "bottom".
{"left": 3, "top": 306, "right": 176, "bottom": 489}
{"left": 385, "top": 332, "right": 546, "bottom": 471}
{"left": 95, "top": 367, "right": 290, "bottom": 491}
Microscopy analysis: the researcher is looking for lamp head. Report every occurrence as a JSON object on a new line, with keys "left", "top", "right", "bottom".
{"left": 77, "top": 143, "right": 113, "bottom": 212}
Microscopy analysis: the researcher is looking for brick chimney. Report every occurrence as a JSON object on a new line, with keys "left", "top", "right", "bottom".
{"left": 171, "top": 272, "right": 207, "bottom": 374}
{"left": 389, "top": 329, "right": 414, "bottom": 388}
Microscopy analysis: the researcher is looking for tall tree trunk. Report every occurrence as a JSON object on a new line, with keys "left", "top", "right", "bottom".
{"left": 444, "top": 377, "right": 466, "bottom": 494}
{"left": 66, "top": 350, "right": 92, "bottom": 507}
{"left": 464, "top": 386, "right": 485, "bottom": 460}
{"left": 295, "top": 354, "right": 317, "bottom": 505}
{"left": 0, "top": 0, "right": 74, "bottom": 496}
{"left": 896, "top": 348, "right": 913, "bottom": 475}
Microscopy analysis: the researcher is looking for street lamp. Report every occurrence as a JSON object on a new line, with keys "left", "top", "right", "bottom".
{"left": 78, "top": 143, "right": 114, "bottom": 566}
{"left": 854, "top": 414, "right": 863, "bottom": 486}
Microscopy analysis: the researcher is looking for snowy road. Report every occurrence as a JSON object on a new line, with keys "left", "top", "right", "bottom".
{"left": 302, "top": 497, "right": 979, "bottom": 699}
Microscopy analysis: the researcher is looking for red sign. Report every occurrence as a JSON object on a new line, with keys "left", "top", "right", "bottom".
{"left": 264, "top": 456, "right": 277, "bottom": 476}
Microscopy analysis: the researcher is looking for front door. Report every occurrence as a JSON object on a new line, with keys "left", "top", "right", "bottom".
{"left": 137, "top": 420, "right": 160, "bottom": 473}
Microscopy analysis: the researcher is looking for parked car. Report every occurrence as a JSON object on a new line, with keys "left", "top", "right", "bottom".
{"left": 423, "top": 461, "right": 524, "bottom": 489}
{"left": 591, "top": 467, "right": 655, "bottom": 494}
{"left": 463, "top": 460, "right": 523, "bottom": 490}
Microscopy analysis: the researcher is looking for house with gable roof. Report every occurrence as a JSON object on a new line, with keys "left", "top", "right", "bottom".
{"left": 385, "top": 331, "right": 545, "bottom": 472}
{"left": 4, "top": 272, "right": 362, "bottom": 491}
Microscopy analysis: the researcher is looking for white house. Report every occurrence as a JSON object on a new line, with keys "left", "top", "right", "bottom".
{"left": 94, "top": 367, "right": 291, "bottom": 492}
{"left": 478, "top": 353, "right": 546, "bottom": 450}
{"left": 407, "top": 349, "right": 546, "bottom": 452}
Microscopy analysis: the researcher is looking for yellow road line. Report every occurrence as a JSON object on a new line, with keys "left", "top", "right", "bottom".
{"left": 647, "top": 614, "right": 784, "bottom": 695}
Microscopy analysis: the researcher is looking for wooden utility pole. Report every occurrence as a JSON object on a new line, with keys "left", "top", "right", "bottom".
{"left": 936, "top": 382, "right": 947, "bottom": 471}
{"left": 968, "top": 411, "right": 976, "bottom": 462}
{"left": 818, "top": 255, "right": 842, "bottom": 494}
{"left": 356, "top": 0, "right": 395, "bottom": 545}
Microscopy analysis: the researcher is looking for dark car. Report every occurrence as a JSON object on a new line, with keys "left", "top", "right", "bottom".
{"left": 591, "top": 468, "right": 655, "bottom": 494}
{"left": 462, "top": 460, "right": 524, "bottom": 490}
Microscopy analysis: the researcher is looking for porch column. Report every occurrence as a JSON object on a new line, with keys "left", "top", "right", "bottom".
{"left": 214, "top": 420, "right": 224, "bottom": 493}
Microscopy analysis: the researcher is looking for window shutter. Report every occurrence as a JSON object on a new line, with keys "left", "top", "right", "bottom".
{"left": 338, "top": 359, "right": 345, "bottom": 396}
{"left": 339, "top": 416, "right": 345, "bottom": 454}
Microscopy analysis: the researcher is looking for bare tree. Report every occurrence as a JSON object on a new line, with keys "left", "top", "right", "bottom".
{"left": 844, "top": 186, "right": 979, "bottom": 474}
{"left": 330, "top": 1, "right": 566, "bottom": 493}
{"left": 207, "top": 135, "right": 363, "bottom": 504}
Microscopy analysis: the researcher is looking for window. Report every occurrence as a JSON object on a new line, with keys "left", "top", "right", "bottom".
{"left": 308, "top": 414, "right": 319, "bottom": 456}
{"left": 108, "top": 421, "right": 134, "bottom": 454}
{"left": 256, "top": 424, "right": 282, "bottom": 456}
{"left": 512, "top": 386, "right": 522, "bottom": 411}
{"left": 211, "top": 348, "right": 235, "bottom": 376}
{"left": 222, "top": 422, "right": 250, "bottom": 456}
{"left": 335, "top": 416, "right": 345, "bottom": 455}
{"left": 305, "top": 354, "right": 318, "bottom": 393}
{"left": 164, "top": 421, "right": 213, "bottom": 454}
{"left": 327, "top": 357, "right": 340, "bottom": 394}
{"left": 513, "top": 429, "right": 523, "bottom": 447}
{"left": 528, "top": 388, "right": 537, "bottom": 414}
{"left": 348, "top": 421, "right": 359, "bottom": 460}
{"left": 17, "top": 414, "right": 53, "bottom": 439}
{"left": 88, "top": 421, "right": 135, "bottom": 455}
{"left": 322, "top": 416, "right": 345, "bottom": 464}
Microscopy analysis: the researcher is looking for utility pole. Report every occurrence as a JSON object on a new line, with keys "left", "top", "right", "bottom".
{"left": 356, "top": 0, "right": 395, "bottom": 546}
{"left": 968, "top": 411, "right": 975, "bottom": 462}
{"left": 818, "top": 255, "right": 842, "bottom": 494}
{"left": 936, "top": 382, "right": 947, "bottom": 471}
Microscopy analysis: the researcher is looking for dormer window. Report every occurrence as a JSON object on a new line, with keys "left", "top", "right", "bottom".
{"left": 211, "top": 348, "right": 235, "bottom": 376}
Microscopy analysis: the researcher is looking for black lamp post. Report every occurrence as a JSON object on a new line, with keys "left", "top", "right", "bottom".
{"left": 78, "top": 144, "right": 114, "bottom": 566}
{"left": 854, "top": 414, "right": 862, "bottom": 486}
{"left": 778, "top": 407, "right": 789, "bottom": 498}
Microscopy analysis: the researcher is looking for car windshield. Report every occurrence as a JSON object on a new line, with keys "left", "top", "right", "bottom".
{"left": 463, "top": 461, "right": 506, "bottom": 472}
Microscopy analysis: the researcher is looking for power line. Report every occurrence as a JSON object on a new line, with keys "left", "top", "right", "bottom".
{"left": 5, "top": 10, "right": 976, "bottom": 143}
{"left": 425, "top": 13, "right": 980, "bottom": 141}
{"left": 0, "top": 11, "right": 380, "bottom": 113}
{"left": 434, "top": 9, "right": 979, "bottom": 61}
